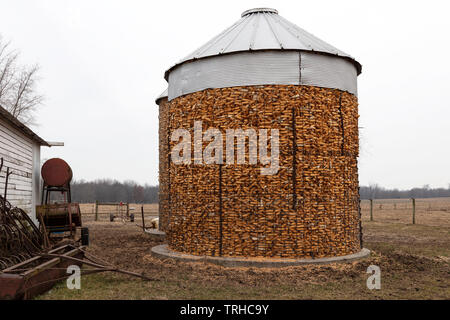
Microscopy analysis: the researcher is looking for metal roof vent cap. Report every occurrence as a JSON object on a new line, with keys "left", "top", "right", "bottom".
{"left": 241, "top": 8, "right": 278, "bottom": 17}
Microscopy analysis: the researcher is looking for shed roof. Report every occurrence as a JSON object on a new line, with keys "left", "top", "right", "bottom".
{"left": 165, "top": 8, "right": 361, "bottom": 79}
{"left": 0, "top": 105, "right": 49, "bottom": 146}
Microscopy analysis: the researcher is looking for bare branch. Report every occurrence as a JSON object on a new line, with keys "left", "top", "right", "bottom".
{"left": 0, "top": 37, "right": 19, "bottom": 101}
{"left": 0, "top": 34, "right": 43, "bottom": 125}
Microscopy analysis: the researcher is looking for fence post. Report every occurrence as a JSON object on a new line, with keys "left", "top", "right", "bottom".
{"left": 95, "top": 200, "right": 99, "bottom": 221}
{"left": 370, "top": 199, "right": 373, "bottom": 221}
{"left": 412, "top": 198, "right": 416, "bottom": 224}
{"left": 141, "top": 205, "right": 145, "bottom": 231}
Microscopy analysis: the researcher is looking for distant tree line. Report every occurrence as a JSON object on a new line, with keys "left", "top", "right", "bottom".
{"left": 360, "top": 184, "right": 450, "bottom": 200}
{"left": 69, "top": 179, "right": 450, "bottom": 203}
{"left": 71, "top": 179, "right": 158, "bottom": 203}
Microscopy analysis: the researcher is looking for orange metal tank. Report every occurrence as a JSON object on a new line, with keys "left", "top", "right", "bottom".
{"left": 41, "top": 158, "right": 73, "bottom": 187}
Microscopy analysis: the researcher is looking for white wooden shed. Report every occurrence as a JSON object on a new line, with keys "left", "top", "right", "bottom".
{"left": 0, "top": 105, "right": 50, "bottom": 223}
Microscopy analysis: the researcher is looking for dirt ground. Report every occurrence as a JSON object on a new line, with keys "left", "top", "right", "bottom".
{"left": 38, "top": 199, "right": 449, "bottom": 300}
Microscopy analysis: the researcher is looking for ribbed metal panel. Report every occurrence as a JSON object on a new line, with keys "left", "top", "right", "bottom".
{"left": 168, "top": 51, "right": 357, "bottom": 100}
{"left": 300, "top": 52, "right": 357, "bottom": 95}
{"left": 168, "top": 51, "right": 300, "bottom": 100}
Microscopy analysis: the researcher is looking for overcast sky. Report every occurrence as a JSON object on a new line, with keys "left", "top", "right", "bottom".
{"left": 1, "top": 0, "right": 449, "bottom": 189}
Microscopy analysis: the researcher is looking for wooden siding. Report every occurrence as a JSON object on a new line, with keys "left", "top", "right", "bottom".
{"left": 0, "top": 116, "right": 36, "bottom": 215}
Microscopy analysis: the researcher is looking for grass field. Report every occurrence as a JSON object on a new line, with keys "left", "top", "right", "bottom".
{"left": 38, "top": 198, "right": 449, "bottom": 300}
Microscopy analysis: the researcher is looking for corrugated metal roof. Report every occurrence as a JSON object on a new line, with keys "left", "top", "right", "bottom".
{"left": 155, "top": 88, "right": 168, "bottom": 104}
{"left": 165, "top": 8, "right": 361, "bottom": 79}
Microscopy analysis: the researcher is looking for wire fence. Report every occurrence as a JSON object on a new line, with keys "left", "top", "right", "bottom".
{"left": 360, "top": 197, "right": 450, "bottom": 227}
{"left": 76, "top": 197, "right": 450, "bottom": 228}
{"left": 79, "top": 203, "right": 158, "bottom": 222}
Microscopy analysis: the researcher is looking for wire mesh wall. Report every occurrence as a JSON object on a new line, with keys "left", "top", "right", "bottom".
{"left": 159, "top": 85, "right": 361, "bottom": 258}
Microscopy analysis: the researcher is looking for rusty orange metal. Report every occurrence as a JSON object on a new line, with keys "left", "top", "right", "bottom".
{"left": 0, "top": 244, "right": 84, "bottom": 300}
{"left": 41, "top": 158, "right": 73, "bottom": 187}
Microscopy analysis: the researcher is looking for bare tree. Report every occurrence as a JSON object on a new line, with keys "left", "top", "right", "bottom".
{"left": 0, "top": 38, "right": 17, "bottom": 102}
{"left": 0, "top": 35, "right": 43, "bottom": 125}
{"left": 133, "top": 185, "right": 145, "bottom": 203}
